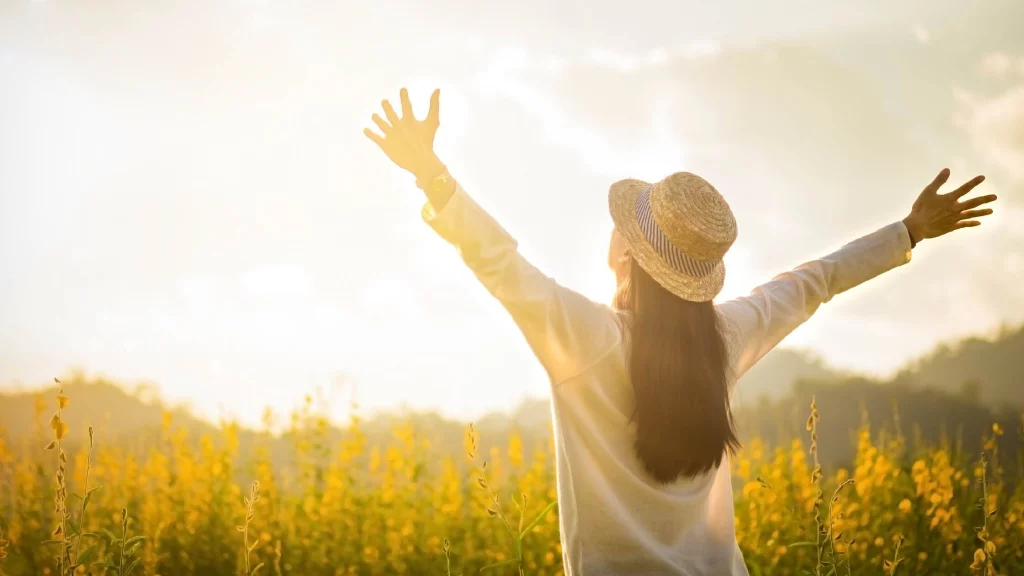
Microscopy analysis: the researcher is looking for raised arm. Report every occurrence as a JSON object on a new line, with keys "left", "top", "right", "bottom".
{"left": 363, "top": 88, "right": 620, "bottom": 385}
{"left": 717, "top": 169, "right": 996, "bottom": 380}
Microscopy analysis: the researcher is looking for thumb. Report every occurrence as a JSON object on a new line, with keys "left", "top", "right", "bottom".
{"left": 426, "top": 89, "right": 441, "bottom": 127}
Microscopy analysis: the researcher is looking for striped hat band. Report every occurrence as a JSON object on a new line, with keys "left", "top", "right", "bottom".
{"left": 635, "top": 185, "right": 718, "bottom": 278}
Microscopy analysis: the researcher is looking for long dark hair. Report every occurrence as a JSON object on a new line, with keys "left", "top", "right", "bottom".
{"left": 614, "top": 257, "right": 739, "bottom": 483}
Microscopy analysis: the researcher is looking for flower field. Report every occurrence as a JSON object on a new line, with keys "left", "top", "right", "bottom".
{"left": 0, "top": 384, "right": 1021, "bottom": 575}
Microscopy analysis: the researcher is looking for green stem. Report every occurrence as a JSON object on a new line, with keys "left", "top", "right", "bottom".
{"left": 74, "top": 430, "right": 94, "bottom": 563}
{"left": 242, "top": 508, "right": 250, "bottom": 569}
{"left": 120, "top": 513, "right": 127, "bottom": 575}
{"left": 55, "top": 402, "right": 68, "bottom": 575}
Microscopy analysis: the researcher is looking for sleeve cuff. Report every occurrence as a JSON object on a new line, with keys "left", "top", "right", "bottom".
{"left": 421, "top": 181, "right": 469, "bottom": 235}
{"left": 421, "top": 181, "right": 514, "bottom": 251}
{"left": 894, "top": 220, "right": 914, "bottom": 264}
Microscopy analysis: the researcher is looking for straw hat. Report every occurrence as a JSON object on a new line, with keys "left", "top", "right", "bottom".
{"left": 608, "top": 172, "right": 737, "bottom": 302}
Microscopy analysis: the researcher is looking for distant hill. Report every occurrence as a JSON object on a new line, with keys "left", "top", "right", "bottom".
{"left": 0, "top": 376, "right": 552, "bottom": 480}
{"left": 4, "top": 373, "right": 1018, "bottom": 479}
{"left": 0, "top": 345, "right": 836, "bottom": 443}
{"left": 0, "top": 377, "right": 220, "bottom": 447}
{"left": 2, "top": 324, "right": 1022, "bottom": 471}
{"left": 734, "top": 377, "right": 1022, "bottom": 469}
{"left": 732, "top": 348, "right": 843, "bottom": 405}
{"left": 895, "top": 324, "right": 1024, "bottom": 409}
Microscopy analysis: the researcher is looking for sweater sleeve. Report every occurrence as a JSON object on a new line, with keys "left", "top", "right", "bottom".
{"left": 716, "top": 221, "right": 913, "bottom": 381}
{"left": 422, "top": 180, "right": 621, "bottom": 386}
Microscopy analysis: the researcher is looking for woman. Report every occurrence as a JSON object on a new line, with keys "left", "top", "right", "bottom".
{"left": 363, "top": 88, "right": 996, "bottom": 575}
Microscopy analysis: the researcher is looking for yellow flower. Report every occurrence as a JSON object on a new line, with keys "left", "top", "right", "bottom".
{"left": 970, "top": 548, "right": 986, "bottom": 569}
{"left": 984, "top": 540, "right": 996, "bottom": 555}
{"left": 874, "top": 537, "right": 884, "bottom": 547}
{"left": 899, "top": 498, "right": 912, "bottom": 513}
{"left": 992, "top": 422, "right": 1004, "bottom": 436}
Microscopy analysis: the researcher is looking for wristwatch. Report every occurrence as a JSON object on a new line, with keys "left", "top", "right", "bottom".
{"left": 416, "top": 164, "right": 456, "bottom": 210}
{"left": 421, "top": 167, "right": 451, "bottom": 195}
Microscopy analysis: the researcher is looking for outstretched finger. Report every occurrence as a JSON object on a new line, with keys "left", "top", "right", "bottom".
{"left": 953, "top": 220, "right": 982, "bottom": 230}
{"left": 956, "top": 193, "right": 998, "bottom": 211}
{"left": 382, "top": 99, "right": 400, "bottom": 125}
{"left": 372, "top": 113, "right": 391, "bottom": 134}
{"left": 426, "top": 88, "right": 441, "bottom": 127}
{"left": 363, "top": 128, "right": 385, "bottom": 148}
{"left": 400, "top": 88, "right": 414, "bottom": 119}
{"left": 923, "top": 168, "right": 951, "bottom": 195}
{"left": 946, "top": 175, "right": 986, "bottom": 200}
{"left": 959, "top": 208, "right": 993, "bottom": 220}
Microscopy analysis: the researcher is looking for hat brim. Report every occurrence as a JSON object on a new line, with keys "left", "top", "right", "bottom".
{"left": 609, "top": 178, "right": 725, "bottom": 303}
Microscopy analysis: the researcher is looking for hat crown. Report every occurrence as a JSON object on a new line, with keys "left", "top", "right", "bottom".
{"left": 648, "top": 172, "right": 737, "bottom": 261}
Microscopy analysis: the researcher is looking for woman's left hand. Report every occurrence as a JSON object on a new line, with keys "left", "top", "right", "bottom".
{"left": 364, "top": 88, "right": 445, "bottom": 183}
{"left": 902, "top": 169, "right": 996, "bottom": 245}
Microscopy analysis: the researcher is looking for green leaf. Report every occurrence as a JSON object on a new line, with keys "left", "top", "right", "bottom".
{"left": 479, "top": 559, "right": 518, "bottom": 573}
{"left": 82, "top": 487, "right": 102, "bottom": 511}
{"left": 251, "top": 562, "right": 265, "bottom": 575}
{"left": 76, "top": 543, "right": 99, "bottom": 565}
{"left": 520, "top": 500, "right": 557, "bottom": 537}
{"left": 100, "top": 529, "right": 119, "bottom": 545}
{"left": 411, "top": 461, "right": 425, "bottom": 482}
{"left": 125, "top": 556, "right": 141, "bottom": 575}
{"left": 124, "top": 535, "right": 146, "bottom": 547}
{"left": 127, "top": 541, "right": 142, "bottom": 557}
{"left": 786, "top": 541, "right": 816, "bottom": 548}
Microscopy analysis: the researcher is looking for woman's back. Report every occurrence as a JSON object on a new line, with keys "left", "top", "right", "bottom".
{"left": 550, "top": 312, "right": 744, "bottom": 574}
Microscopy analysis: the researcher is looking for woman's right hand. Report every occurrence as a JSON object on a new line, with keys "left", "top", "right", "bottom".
{"left": 363, "top": 88, "right": 445, "bottom": 184}
{"left": 902, "top": 169, "right": 997, "bottom": 245}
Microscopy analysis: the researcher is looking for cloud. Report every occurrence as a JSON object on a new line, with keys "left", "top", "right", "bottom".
{"left": 979, "top": 51, "right": 1015, "bottom": 79}
{"left": 585, "top": 42, "right": 719, "bottom": 72}
{"left": 240, "top": 264, "right": 311, "bottom": 298}
{"left": 911, "top": 23, "right": 930, "bottom": 44}
{"left": 512, "top": 41, "right": 1024, "bottom": 376}
{"left": 955, "top": 65, "right": 1024, "bottom": 183}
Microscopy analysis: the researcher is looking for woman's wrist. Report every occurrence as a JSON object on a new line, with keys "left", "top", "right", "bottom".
{"left": 414, "top": 155, "right": 446, "bottom": 189}
{"left": 902, "top": 216, "right": 920, "bottom": 249}
{"left": 415, "top": 156, "right": 456, "bottom": 210}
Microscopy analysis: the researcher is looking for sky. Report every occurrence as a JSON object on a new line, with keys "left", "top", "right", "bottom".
{"left": 1, "top": 0, "right": 1022, "bottom": 426}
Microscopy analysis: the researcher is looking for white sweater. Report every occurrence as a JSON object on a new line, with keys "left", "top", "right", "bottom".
{"left": 422, "top": 181, "right": 913, "bottom": 575}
